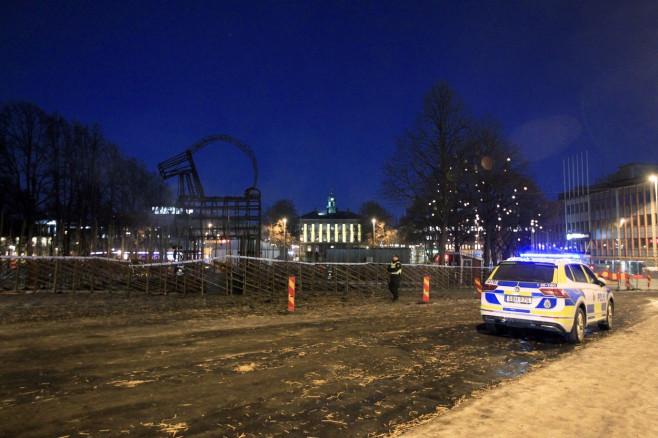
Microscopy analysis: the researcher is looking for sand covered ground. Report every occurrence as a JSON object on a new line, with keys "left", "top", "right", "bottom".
{"left": 403, "top": 299, "right": 658, "bottom": 438}
{"left": 1, "top": 288, "right": 657, "bottom": 437}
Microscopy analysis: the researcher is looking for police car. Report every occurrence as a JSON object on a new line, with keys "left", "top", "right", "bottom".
{"left": 480, "top": 253, "right": 614, "bottom": 343}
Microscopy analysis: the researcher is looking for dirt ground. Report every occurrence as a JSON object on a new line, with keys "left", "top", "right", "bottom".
{"left": 402, "top": 296, "right": 658, "bottom": 438}
{"left": 1, "top": 288, "right": 657, "bottom": 438}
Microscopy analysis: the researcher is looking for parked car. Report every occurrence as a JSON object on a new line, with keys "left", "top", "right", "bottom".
{"left": 480, "top": 254, "right": 613, "bottom": 343}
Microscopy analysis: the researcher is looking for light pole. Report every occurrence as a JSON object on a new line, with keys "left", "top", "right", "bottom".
{"left": 475, "top": 213, "right": 480, "bottom": 253}
{"left": 618, "top": 218, "right": 625, "bottom": 277}
{"left": 282, "top": 218, "right": 287, "bottom": 261}
{"left": 208, "top": 222, "right": 213, "bottom": 258}
{"left": 623, "top": 219, "right": 628, "bottom": 260}
{"left": 372, "top": 218, "right": 376, "bottom": 247}
{"left": 651, "top": 175, "right": 657, "bottom": 262}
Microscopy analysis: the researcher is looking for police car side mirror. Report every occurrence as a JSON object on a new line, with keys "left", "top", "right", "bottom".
{"left": 596, "top": 278, "right": 606, "bottom": 287}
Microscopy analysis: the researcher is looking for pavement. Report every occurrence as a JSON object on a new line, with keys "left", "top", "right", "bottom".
{"left": 612, "top": 276, "right": 654, "bottom": 292}
{"left": 400, "top": 296, "right": 658, "bottom": 438}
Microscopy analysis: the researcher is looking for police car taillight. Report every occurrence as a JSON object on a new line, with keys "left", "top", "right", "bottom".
{"left": 539, "top": 288, "right": 569, "bottom": 298}
{"left": 483, "top": 284, "right": 498, "bottom": 291}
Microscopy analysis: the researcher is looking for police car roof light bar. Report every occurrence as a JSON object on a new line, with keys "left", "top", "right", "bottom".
{"left": 519, "top": 252, "right": 582, "bottom": 260}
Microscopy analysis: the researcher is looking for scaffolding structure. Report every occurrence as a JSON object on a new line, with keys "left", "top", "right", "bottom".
{"left": 158, "top": 135, "right": 261, "bottom": 259}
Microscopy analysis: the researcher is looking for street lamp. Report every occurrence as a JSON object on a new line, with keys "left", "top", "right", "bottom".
{"left": 475, "top": 213, "right": 480, "bottom": 252}
{"left": 372, "top": 218, "right": 376, "bottom": 247}
{"left": 282, "top": 218, "right": 287, "bottom": 261}
{"left": 649, "top": 175, "right": 658, "bottom": 262}
{"left": 208, "top": 222, "right": 214, "bottom": 258}
{"left": 618, "top": 218, "right": 626, "bottom": 278}
{"left": 622, "top": 219, "right": 628, "bottom": 259}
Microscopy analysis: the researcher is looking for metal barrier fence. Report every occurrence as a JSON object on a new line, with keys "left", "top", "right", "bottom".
{"left": 0, "top": 256, "right": 492, "bottom": 296}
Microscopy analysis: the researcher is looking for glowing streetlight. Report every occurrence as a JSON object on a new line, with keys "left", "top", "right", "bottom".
{"left": 208, "top": 222, "right": 214, "bottom": 258}
{"left": 649, "top": 175, "right": 658, "bottom": 262}
{"left": 372, "top": 218, "right": 376, "bottom": 247}
{"left": 617, "top": 218, "right": 626, "bottom": 279}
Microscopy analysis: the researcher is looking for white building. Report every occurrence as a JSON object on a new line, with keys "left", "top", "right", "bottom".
{"left": 299, "top": 193, "right": 362, "bottom": 262}
{"left": 562, "top": 163, "right": 658, "bottom": 273}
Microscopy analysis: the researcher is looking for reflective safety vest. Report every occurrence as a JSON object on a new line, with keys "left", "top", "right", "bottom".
{"left": 388, "top": 261, "right": 402, "bottom": 275}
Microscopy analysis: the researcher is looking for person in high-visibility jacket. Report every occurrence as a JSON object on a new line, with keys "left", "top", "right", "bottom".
{"left": 387, "top": 254, "right": 402, "bottom": 301}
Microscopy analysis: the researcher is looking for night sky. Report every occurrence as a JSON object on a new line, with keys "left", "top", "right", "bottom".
{"left": 2, "top": 1, "right": 657, "bottom": 219}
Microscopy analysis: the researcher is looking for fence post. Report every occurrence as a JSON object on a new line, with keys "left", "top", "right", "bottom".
{"left": 298, "top": 264, "right": 303, "bottom": 296}
{"left": 182, "top": 264, "right": 188, "bottom": 294}
{"left": 201, "top": 261, "right": 205, "bottom": 295}
{"left": 90, "top": 260, "right": 95, "bottom": 293}
{"left": 72, "top": 261, "right": 78, "bottom": 292}
{"left": 13, "top": 259, "right": 19, "bottom": 293}
{"left": 52, "top": 259, "right": 59, "bottom": 293}
{"left": 126, "top": 265, "right": 132, "bottom": 295}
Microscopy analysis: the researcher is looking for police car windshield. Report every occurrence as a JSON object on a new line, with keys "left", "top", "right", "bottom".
{"left": 492, "top": 262, "right": 555, "bottom": 283}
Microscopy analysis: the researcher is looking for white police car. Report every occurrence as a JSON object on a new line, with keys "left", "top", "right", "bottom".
{"left": 480, "top": 254, "right": 614, "bottom": 343}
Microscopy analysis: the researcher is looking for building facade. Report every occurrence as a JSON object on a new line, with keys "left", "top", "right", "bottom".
{"left": 562, "top": 163, "right": 658, "bottom": 272}
{"left": 299, "top": 193, "right": 362, "bottom": 262}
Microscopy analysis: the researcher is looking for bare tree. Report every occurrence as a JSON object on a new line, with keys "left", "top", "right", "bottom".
{"left": 43, "top": 112, "right": 70, "bottom": 254}
{"left": 0, "top": 101, "right": 51, "bottom": 253}
{"left": 382, "top": 82, "right": 473, "bottom": 264}
{"left": 0, "top": 100, "right": 173, "bottom": 256}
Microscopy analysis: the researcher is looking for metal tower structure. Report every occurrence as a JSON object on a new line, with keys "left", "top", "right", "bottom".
{"left": 158, "top": 135, "right": 261, "bottom": 259}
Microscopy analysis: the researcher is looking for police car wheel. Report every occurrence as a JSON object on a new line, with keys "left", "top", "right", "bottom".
{"left": 597, "top": 301, "right": 613, "bottom": 331}
{"left": 566, "top": 308, "right": 585, "bottom": 344}
{"left": 486, "top": 322, "right": 501, "bottom": 335}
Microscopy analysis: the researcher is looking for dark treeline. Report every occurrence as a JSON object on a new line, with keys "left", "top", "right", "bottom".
{"left": 0, "top": 100, "right": 173, "bottom": 256}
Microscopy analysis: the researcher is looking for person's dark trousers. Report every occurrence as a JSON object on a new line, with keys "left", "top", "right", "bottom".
{"left": 388, "top": 275, "right": 400, "bottom": 301}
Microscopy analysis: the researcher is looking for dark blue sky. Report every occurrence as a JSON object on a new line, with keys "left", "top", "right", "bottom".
{"left": 2, "top": 1, "right": 657, "bottom": 219}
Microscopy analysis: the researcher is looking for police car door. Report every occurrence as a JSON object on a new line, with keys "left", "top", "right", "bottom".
{"left": 568, "top": 264, "right": 599, "bottom": 322}
{"left": 582, "top": 264, "right": 607, "bottom": 320}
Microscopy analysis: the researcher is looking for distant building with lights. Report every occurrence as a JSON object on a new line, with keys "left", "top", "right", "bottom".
{"left": 561, "top": 162, "right": 658, "bottom": 273}
{"left": 299, "top": 193, "right": 362, "bottom": 262}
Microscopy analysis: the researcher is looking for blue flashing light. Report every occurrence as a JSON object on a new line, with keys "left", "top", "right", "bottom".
{"left": 519, "top": 252, "right": 582, "bottom": 260}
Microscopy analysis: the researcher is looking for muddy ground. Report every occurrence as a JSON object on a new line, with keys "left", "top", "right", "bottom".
{"left": 1, "top": 288, "right": 656, "bottom": 438}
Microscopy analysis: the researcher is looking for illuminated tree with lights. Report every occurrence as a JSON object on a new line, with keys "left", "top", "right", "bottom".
{"left": 383, "top": 84, "right": 547, "bottom": 265}
{"left": 465, "top": 116, "right": 545, "bottom": 265}
{"left": 263, "top": 219, "right": 287, "bottom": 248}
{"left": 382, "top": 82, "right": 474, "bottom": 264}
